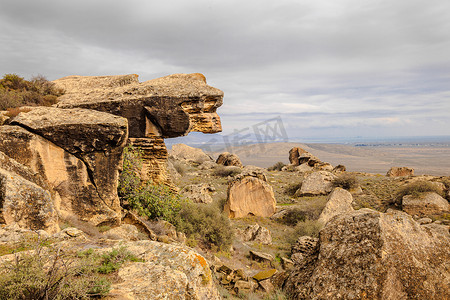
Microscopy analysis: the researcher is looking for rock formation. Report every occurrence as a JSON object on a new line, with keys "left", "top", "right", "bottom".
{"left": 387, "top": 166, "right": 414, "bottom": 177}
{"left": 182, "top": 183, "right": 214, "bottom": 204}
{"left": 235, "top": 223, "right": 272, "bottom": 245}
{"left": 289, "top": 147, "right": 308, "bottom": 166}
{"left": 295, "top": 171, "right": 336, "bottom": 196}
{"left": 287, "top": 147, "right": 333, "bottom": 172}
{"left": 53, "top": 73, "right": 223, "bottom": 184}
{"left": 224, "top": 171, "right": 276, "bottom": 218}
{"left": 286, "top": 209, "right": 450, "bottom": 299}
{"left": 317, "top": 187, "right": 354, "bottom": 225}
{"left": 216, "top": 152, "right": 243, "bottom": 167}
{"left": 171, "top": 143, "right": 213, "bottom": 164}
{"left": 402, "top": 192, "right": 449, "bottom": 217}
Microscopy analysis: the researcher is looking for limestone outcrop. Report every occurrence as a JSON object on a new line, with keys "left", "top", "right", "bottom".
{"left": 288, "top": 147, "right": 333, "bottom": 172}
{"left": 216, "top": 152, "right": 243, "bottom": 167}
{"left": 224, "top": 172, "right": 276, "bottom": 218}
{"left": 171, "top": 143, "right": 213, "bottom": 164}
{"left": 286, "top": 209, "right": 450, "bottom": 299}
{"left": 387, "top": 166, "right": 414, "bottom": 177}
{"left": 295, "top": 171, "right": 336, "bottom": 196}
{"left": 0, "top": 106, "right": 128, "bottom": 226}
{"left": 53, "top": 73, "right": 223, "bottom": 184}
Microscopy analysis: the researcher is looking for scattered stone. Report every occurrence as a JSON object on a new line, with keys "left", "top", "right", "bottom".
{"left": 216, "top": 152, "right": 243, "bottom": 167}
{"left": 171, "top": 144, "right": 213, "bottom": 164}
{"left": 252, "top": 268, "right": 277, "bottom": 281}
{"left": 402, "top": 192, "right": 449, "bottom": 217}
{"left": 387, "top": 166, "right": 414, "bottom": 177}
{"left": 285, "top": 209, "right": 450, "bottom": 300}
{"left": 318, "top": 187, "right": 354, "bottom": 225}
{"left": 296, "top": 171, "right": 336, "bottom": 196}
{"left": 249, "top": 251, "right": 274, "bottom": 265}
{"left": 235, "top": 223, "right": 272, "bottom": 245}
{"left": 182, "top": 183, "right": 214, "bottom": 203}
{"left": 224, "top": 174, "right": 276, "bottom": 218}
{"left": 258, "top": 279, "right": 275, "bottom": 293}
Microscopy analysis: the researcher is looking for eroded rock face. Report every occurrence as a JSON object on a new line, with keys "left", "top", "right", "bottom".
{"left": 0, "top": 125, "right": 121, "bottom": 225}
{"left": 53, "top": 73, "right": 223, "bottom": 184}
{"left": 317, "top": 187, "right": 354, "bottom": 225}
{"left": 0, "top": 168, "right": 59, "bottom": 233}
{"left": 286, "top": 209, "right": 450, "bottom": 300}
{"left": 109, "top": 240, "right": 220, "bottom": 300}
{"left": 224, "top": 173, "right": 276, "bottom": 218}
{"left": 402, "top": 192, "right": 449, "bottom": 217}
{"left": 289, "top": 147, "right": 308, "bottom": 166}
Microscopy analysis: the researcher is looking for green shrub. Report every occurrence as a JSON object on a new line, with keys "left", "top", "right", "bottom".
{"left": 268, "top": 162, "right": 286, "bottom": 171}
{"left": 174, "top": 203, "right": 233, "bottom": 250}
{"left": 279, "top": 208, "right": 307, "bottom": 226}
{"left": 213, "top": 165, "right": 241, "bottom": 177}
{"left": 332, "top": 173, "right": 359, "bottom": 190}
{"left": 0, "top": 245, "right": 111, "bottom": 299}
{"left": 0, "top": 73, "right": 64, "bottom": 110}
{"left": 292, "top": 220, "right": 322, "bottom": 240}
{"left": 97, "top": 246, "right": 142, "bottom": 274}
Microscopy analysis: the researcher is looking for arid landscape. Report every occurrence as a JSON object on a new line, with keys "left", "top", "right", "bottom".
{"left": 207, "top": 142, "right": 450, "bottom": 176}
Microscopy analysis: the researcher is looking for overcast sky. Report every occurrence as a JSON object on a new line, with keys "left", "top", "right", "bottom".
{"left": 1, "top": 0, "right": 449, "bottom": 142}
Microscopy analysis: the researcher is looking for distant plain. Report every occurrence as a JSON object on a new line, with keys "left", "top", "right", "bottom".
{"left": 210, "top": 142, "right": 450, "bottom": 176}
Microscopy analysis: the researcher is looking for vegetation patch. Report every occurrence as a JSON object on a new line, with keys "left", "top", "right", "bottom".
{"left": 213, "top": 165, "right": 242, "bottom": 177}
{"left": 268, "top": 162, "right": 286, "bottom": 171}
{"left": 332, "top": 173, "right": 359, "bottom": 190}
{"left": 394, "top": 180, "right": 445, "bottom": 207}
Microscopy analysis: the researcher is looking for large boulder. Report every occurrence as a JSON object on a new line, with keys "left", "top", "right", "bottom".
{"left": 387, "top": 167, "right": 414, "bottom": 177}
{"left": 402, "top": 192, "right": 449, "bottom": 217}
{"left": 224, "top": 173, "right": 276, "bottom": 218}
{"left": 53, "top": 73, "right": 223, "bottom": 185}
{"left": 296, "top": 171, "right": 336, "bottom": 196}
{"left": 286, "top": 209, "right": 450, "bottom": 299}
{"left": 289, "top": 147, "right": 308, "bottom": 166}
{"left": 108, "top": 240, "right": 220, "bottom": 299}
{"left": 0, "top": 125, "right": 122, "bottom": 225}
{"left": 171, "top": 144, "right": 212, "bottom": 164}
{"left": 317, "top": 187, "right": 354, "bottom": 225}
{"left": 216, "top": 152, "right": 243, "bottom": 167}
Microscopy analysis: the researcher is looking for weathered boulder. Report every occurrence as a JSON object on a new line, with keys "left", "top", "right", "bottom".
{"left": 0, "top": 168, "right": 59, "bottom": 233}
{"left": 0, "top": 125, "right": 121, "bottom": 225}
{"left": 216, "top": 152, "right": 243, "bottom": 167}
{"left": 402, "top": 192, "right": 449, "bottom": 217}
{"left": 108, "top": 240, "right": 220, "bottom": 299}
{"left": 53, "top": 73, "right": 224, "bottom": 185}
{"left": 105, "top": 224, "right": 142, "bottom": 241}
{"left": 286, "top": 209, "right": 450, "bottom": 300}
{"left": 317, "top": 187, "right": 354, "bottom": 225}
{"left": 235, "top": 223, "right": 272, "bottom": 245}
{"left": 289, "top": 147, "right": 308, "bottom": 166}
{"left": 182, "top": 183, "right": 214, "bottom": 203}
{"left": 171, "top": 144, "right": 212, "bottom": 164}
{"left": 249, "top": 250, "right": 274, "bottom": 265}
{"left": 332, "top": 164, "right": 346, "bottom": 173}
{"left": 387, "top": 166, "right": 414, "bottom": 177}
{"left": 224, "top": 173, "right": 276, "bottom": 218}
{"left": 296, "top": 171, "right": 336, "bottom": 196}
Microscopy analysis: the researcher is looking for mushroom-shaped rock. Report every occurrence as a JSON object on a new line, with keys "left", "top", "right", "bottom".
{"left": 224, "top": 173, "right": 276, "bottom": 218}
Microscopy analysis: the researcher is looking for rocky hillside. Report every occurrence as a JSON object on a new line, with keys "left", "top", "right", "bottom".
{"left": 1, "top": 73, "right": 449, "bottom": 299}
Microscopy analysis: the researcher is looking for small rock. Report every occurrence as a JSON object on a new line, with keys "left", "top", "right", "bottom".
{"left": 418, "top": 217, "right": 433, "bottom": 225}
{"left": 249, "top": 251, "right": 274, "bottom": 265}
{"left": 252, "top": 269, "right": 277, "bottom": 281}
{"left": 387, "top": 166, "right": 414, "bottom": 177}
{"left": 259, "top": 279, "right": 275, "bottom": 293}
{"left": 234, "top": 280, "right": 257, "bottom": 294}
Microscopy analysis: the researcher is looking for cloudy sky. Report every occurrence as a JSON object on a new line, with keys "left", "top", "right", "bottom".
{"left": 1, "top": 0, "right": 449, "bottom": 142}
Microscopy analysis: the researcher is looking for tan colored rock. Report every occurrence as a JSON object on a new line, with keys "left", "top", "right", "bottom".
{"left": 109, "top": 240, "right": 220, "bottom": 300}
{"left": 0, "top": 168, "right": 59, "bottom": 233}
{"left": 224, "top": 175, "right": 276, "bottom": 218}
{"left": 171, "top": 144, "right": 212, "bottom": 164}
{"left": 318, "top": 187, "right": 354, "bottom": 225}
{"left": 296, "top": 171, "right": 336, "bottom": 196}
{"left": 0, "top": 125, "right": 121, "bottom": 225}
{"left": 235, "top": 223, "right": 272, "bottom": 245}
{"left": 249, "top": 251, "right": 274, "bottom": 265}
{"left": 216, "top": 152, "right": 243, "bottom": 167}
{"left": 234, "top": 280, "right": 257, "bottom": 294}
{"left": 402, "top": 192, "right": 449, "bottom": 217}
{"left": 295, "top": 164, "right": 313, "bottom": 173}
{"left": 105, "top": 224, "right": 142, "bottom": 241}
{"left": 0, "top": 111, "right": 9, "bottom": 125}
{"left": 332, "top": 164, "right": 346, "bottom": 173}
{"left": 286, "top": 209, "right": 450, "bottom": 300}
{"left": 289, "top": 147, "right": 308, "bottom": 166}
{"left": 387, "top": 166, "right": 414, "bottom": 177}
{"left": 53, "top": 73, "right": 223, "bottom": 185}
{"left": 182, "top": 183, "right": 214, "bottom": 203}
